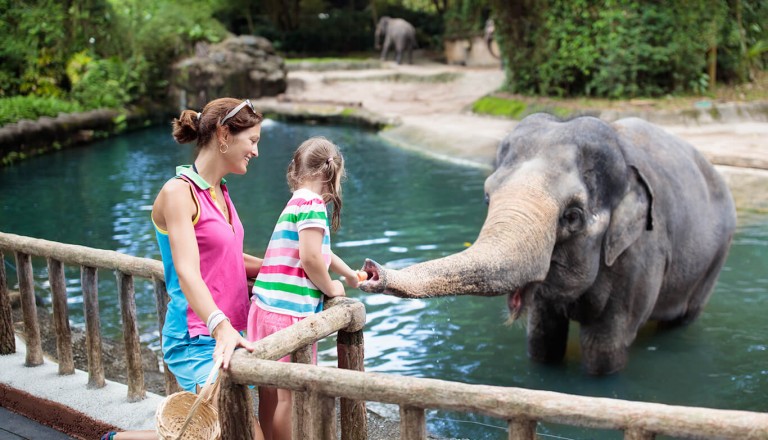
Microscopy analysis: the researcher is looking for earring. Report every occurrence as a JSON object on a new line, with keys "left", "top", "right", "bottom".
{"left": 219, "top": 143, "right": 229, "bottom": 154}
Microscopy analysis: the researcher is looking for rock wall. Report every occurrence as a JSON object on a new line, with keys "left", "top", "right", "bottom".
{"left": 0, "top": 108, "right": 170, "bottom": 166}
{"left": 170, "top": 35, "right": 287, "bottom": 111}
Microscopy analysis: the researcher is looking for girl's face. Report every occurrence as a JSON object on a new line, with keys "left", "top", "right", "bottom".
{"left": 226, "top": 124, "right": 261, "bottom": 174}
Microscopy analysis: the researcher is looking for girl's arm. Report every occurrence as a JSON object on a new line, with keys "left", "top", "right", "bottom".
{"left": 330, "top": 251, "right": 359, "bottom": 289}
{"left": 299, "top": 228, "right": 345, "bottom": 297}
{"left": 243, "top": 253, "right": 263, "bottom": 278}
{"left": 160, "top": 181, "right": 254, "bottom": 368}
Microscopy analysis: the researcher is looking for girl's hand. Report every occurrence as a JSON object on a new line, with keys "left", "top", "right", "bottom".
{"left": 212, "top": 320, "right": 255, "bottom": 370}
{"left": 326, "top": 279, "right": 347, "bottom": 298}
{"left": 342, "top": 271, "right": 368, "bottom": 289}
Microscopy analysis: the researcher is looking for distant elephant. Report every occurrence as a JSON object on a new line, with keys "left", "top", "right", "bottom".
{"left": 361, "top": 113, "right": 736, "bottom": 375}
{"left": 375, "top": 16, "right": 417, "bottom": 64}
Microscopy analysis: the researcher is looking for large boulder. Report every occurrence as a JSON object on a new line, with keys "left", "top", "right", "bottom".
{"left": 170, "top": 35, "right": 287, "bottom": 111}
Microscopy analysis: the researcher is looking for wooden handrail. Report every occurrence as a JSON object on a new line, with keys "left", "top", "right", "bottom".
{"left": 0, "top": 232, "right": 163, "bottom": 280}
{"left": 228, "top": 359, "right": 768, "bottom": 439}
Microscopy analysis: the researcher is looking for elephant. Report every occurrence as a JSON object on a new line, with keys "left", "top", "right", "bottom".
{"left": 360, "top": 113, "right": 737, "bottom": 375}
{"left": 375, "top": 16, "right": 417, "bottom": 64}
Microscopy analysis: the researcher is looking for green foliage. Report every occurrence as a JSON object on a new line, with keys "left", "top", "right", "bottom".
{"left": 0, "top": 0, "right": 228, "bottom": 120}
{"left": 472, "top": 96, "right": 527, "bottom": 118}
{"left": 491, "top": 0, "right": 767, "bottom": 98}
{"left": 70, "top": 58, "right": 132, "bottom": 109}
{"left": 0, "top": 96, "right": 83, "bottom": 126}
{"left": 443, "top": 0, "right": 491, "bottom": 38}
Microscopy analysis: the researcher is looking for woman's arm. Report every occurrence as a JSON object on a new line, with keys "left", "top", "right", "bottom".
{"left": 243, "top": 253, "right": 263, "bottom": 278}
{"left": 160, "top": 180, "right": 253, "bottom": 368}
{"left": 299, "top": 228, "right": 345, "bottom": 297}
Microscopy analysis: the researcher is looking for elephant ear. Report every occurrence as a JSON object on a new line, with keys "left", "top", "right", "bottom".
{"left": 603, "top": 165, "right": 654, "bottom": 267}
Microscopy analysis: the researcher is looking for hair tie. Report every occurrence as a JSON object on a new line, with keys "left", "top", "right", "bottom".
{"left": 326, "top": 157, "right": 333, "bottom": 164}
{"left": 196, "top": 112, "right": 202, "bottom": 120}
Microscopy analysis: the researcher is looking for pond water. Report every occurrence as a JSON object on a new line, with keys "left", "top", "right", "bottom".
{"left": 1, "top": 121, "right": 766, "bottom": 439}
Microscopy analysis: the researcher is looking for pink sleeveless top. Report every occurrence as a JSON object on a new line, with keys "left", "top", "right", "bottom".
{"left": 157, "top": 166, "right": 249, "bottom": 338}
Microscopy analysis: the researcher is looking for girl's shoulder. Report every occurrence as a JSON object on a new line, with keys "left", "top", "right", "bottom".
{"left": 290, "top": 188, "right": 325, "bottom": 206}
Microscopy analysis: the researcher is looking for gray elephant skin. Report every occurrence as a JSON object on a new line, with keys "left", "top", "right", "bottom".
{"left": 375, "top": 16, "right": 417, "bottom": 64}
{"left": 361, "top": 113, "right": 737, "bottom": 375}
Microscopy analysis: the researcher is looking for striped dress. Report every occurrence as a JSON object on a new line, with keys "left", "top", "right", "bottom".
{"left": 252, "top": 188, "right": 332, "bottom": 317}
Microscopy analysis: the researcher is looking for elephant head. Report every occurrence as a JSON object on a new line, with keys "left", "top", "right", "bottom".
{"left": 362, "top": 113, "right": 649, "bottom": 304}
{"left": 374, "top": 16, "right": 391, "bottom": 49}
{"left": 361, "top": 113, "right": 735, "bottom": 374}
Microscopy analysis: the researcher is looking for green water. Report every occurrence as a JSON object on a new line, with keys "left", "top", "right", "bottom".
{"left": 1, "top": 122, "right": 765, "bottom": 439}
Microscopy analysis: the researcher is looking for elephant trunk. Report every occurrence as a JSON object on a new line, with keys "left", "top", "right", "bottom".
{"left": 361, "top": 181, "right": 559, "bottom": 298}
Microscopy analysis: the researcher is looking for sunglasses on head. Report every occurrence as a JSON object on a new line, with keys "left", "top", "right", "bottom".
{"left": 220, "top": 99, "right": 255, "bottom": 124}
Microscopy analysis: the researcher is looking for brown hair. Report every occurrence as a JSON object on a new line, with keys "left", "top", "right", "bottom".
{"left": 287, "top": 136, "right": 346, "bottom": 231}
{"left": 171, "top": 98, "right": 264, "bottom": 153}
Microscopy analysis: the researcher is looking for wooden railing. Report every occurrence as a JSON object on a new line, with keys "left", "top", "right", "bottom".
{"left": 2, "top": 231, "right": 768, "bottom": 439}
{"left": 223, "top": 357, "right": 768, "bottom": 439}
{"left": 0, "top": 231, "right": 176, "bottom": 399}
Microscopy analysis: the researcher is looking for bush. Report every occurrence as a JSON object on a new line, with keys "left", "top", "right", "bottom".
{"left": 69, "top": 57, "right": 132, "bottom": 109}
{"left": 491, "top": 0, "right": 766, "bottom": 98}
{"left": 0, "top": 96, "right": 82, "bottom": 126}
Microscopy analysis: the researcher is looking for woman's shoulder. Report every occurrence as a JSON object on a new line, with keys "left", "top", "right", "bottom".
{"left": 160, "top": 176, "right": 192, "bottom": 194}
{"left": 156, "top": 177, "right": 196, "bottom": 210}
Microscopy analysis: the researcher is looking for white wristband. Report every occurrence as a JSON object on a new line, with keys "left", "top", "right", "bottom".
{"left": 206, "top": 310, "right": 229, "bottom": 335}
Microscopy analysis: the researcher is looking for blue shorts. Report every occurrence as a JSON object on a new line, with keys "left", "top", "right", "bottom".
{"left": 162, "top": 333, "right": 217, "bottom": 393}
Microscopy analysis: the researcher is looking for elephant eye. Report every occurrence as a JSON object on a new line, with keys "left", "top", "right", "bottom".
{"left": 562, "top": 207, "right": 584, "bottom": 231}
{"left": 484, "top": 193, "right": 490, "bottom": 205}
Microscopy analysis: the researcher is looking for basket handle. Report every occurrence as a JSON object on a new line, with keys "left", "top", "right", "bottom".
{"left": 174, "top": 356, "right": 223, "bottom": 440}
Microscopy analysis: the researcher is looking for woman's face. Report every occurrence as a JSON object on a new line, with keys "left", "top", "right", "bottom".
{"left": 226, "top": 124, "right": 262, "bottom": 175}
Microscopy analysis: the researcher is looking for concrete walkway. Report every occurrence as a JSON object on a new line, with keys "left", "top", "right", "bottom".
{"left": 0, "top": 336, "right": 162, "bottom": 439}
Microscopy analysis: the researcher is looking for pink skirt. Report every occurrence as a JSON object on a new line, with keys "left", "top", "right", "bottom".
{"left": 247, "top": 303, "right": 317, "bottom": 363}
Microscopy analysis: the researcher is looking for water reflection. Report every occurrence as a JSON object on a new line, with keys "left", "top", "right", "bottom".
{"left": 0, "top": 121, "right": 766, "bottom": 439}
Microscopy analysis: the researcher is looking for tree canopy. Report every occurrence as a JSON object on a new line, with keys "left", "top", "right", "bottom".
{"left": 0, "top": 0, "right": 766, "bottom": 122}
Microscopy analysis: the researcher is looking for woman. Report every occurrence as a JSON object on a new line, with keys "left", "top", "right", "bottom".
{"left": 103, "top": 97, "right": 265, "bottom": 440}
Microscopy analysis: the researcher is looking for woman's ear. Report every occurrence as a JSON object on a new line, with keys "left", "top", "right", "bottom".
{"left": 216, "top": 125, "right": 230, "bottom": 144}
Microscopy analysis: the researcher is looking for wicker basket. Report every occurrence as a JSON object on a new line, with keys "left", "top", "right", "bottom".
{"left": 156, "top": 358, "right": 222, "bottom": 440}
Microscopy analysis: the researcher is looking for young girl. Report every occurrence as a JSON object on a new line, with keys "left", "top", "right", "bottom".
{"left": 247, "top": 136, "right": 359, "bottom": 440}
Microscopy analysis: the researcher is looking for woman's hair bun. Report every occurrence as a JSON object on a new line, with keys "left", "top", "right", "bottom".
{"left": 171, "top": 109, "right": 200, "bottom": 144}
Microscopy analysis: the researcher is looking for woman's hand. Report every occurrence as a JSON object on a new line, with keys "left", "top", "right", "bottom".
{"left": 212, "top": 320, "right": 255, "bottom": 369}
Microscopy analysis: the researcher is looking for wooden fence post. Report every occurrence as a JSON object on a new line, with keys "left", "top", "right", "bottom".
{"left": 116, "top": 271, "right": 145, "bottom": 401}
{"left": 508, "top": 419, "right": 537, "bottom": 440}
{"left": 400, "top": 406, "right": 426, "bottom": 440}
{"left": 47, "top": 258, "right": 74, "bottom": 374}
{"left": 219, "top": 370, "right": 255, "bottom": 440}
{"left": 152, "top": 277, "right": 180, "bottom": 395}
{"left": 81, "top": 266, "right": 105, "bottom": 388}
{"left": 338, "top": 329, "right": 367, "bottom": 440}
{"left": 308, "top": 391, "right": 337, "bottom": 440}
{"left": 292, "top": 344, "right": 314, "bottom": 439}
{"left": 0, "top": 251, "right": 15, "bottom": 355}
{"left": 15, "top": 252, "right": 43, "bottom": 366}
